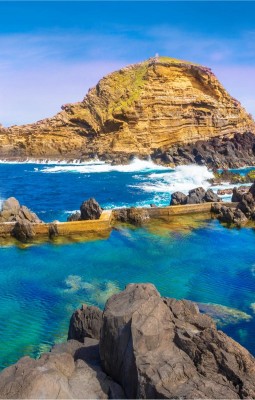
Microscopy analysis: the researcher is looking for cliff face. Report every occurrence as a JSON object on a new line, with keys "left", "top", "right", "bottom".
{"left": 0, "top": 57, "right": 254, "bottom": 165}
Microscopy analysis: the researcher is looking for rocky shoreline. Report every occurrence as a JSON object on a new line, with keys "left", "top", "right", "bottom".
{"left": 1, "top": 283, "right": 255, "bottom": 399}
{"left": 0, "top": 132, "right": 255, "bottom": 169}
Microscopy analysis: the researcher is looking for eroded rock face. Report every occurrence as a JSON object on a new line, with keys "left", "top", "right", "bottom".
{"left": 0, "top": 339, "right": 125, "bottom": 399}
{"left": 68, "top": 304, "right": 103, "bottom": 342}
{"left": 99, "top": 283, "right": 255, "bottom": 399}
{"left": 80, "top": 198, "right": 102, "bottom": 220}
{"left": 0, "top": 58, "right": 254, "bottom": 167}
{"left": 0, "top": 197, "right": 41, "bottom": 224}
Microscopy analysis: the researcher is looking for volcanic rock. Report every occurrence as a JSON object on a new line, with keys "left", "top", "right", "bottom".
{"left": 0, "top": 339, "right": 124, "bottom": 399}
{"left": 0, "top": 197, "right": 41, "bottom": 224}
{"left": 237, "top": 192, "right": 255, "bottom": 218}
{"left": 114, "top": 207, "right": 150, "bottom": 225}
{"left": 204, "top": 188, "right": 221, "bottom": 202}
{"left": 100, "top": 283, "right": 255, "bottom": 399}
{"left": 67, "top": 211, "right": 81, "bottom": 221}
{"left": 171, "top": 187, "right": 220, "bottom": 205}
{"left": 11, "top": 221, "right": 36, "bottom": 242}
{"left": 232, "top": 187, "right": 246, "bottom": 202}
{"left": 0, "top": 57, "right": 254, "bottom": 167}
{"left": 170, "top": 191, "right": 187, "bottom": 205}
{"left": 68, "top": 304, "right": 103, "bottom": 342}
{"left": 218, "top": 206, "right": 248, "bottom": 226}
{"left": 1, "top": 283, "right": 255, "bottom": 398}
{"left": 80, "top": 198, "right": 102, "bottom": 220}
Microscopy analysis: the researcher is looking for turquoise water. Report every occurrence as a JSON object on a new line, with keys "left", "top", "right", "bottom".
{"left": 0, "top": 161, "right": 255, "bottom": 369}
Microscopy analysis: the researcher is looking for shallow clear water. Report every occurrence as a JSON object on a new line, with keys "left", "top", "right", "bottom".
{"left": 0, "top": 161, "right": 255, "bottom": 369}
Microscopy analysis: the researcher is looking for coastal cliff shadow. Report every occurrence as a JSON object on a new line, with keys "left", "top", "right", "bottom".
{"left": 74, "top": 343, "right": 101, "bottom": 366}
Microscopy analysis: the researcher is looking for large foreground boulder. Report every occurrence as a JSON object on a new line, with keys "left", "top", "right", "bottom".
{"left": 100, "top": 283, "right": 255, "bottom": 399}
{"left": 1, "top": 283, "right": 255, "bottom": 399}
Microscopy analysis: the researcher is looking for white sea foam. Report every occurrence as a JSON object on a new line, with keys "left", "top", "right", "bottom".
{"left": 0, "top": 158, "right": 100, "bottom": 165}
{"left": 130, "top": 165, "right": 214, "bottom": 194}
{"left": 39, "top": 158, "right": 170, "bottom": 174}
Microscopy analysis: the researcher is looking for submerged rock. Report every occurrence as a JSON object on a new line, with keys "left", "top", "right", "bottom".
{"left": 197, "top": 302, "right": 252, "bottom": 327}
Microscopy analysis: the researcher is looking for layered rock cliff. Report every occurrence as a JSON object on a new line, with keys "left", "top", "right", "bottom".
{"left": 0, "top": 56, "right": 254, "bottom": 166}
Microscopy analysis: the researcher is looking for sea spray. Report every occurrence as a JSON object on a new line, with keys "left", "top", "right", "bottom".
{"left": 130, "top": 164, "right": 214, "bottom": 194}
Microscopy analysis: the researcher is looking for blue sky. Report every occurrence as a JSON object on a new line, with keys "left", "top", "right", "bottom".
{"left": 0, "top": 1, "right": 255, "bottom": 126}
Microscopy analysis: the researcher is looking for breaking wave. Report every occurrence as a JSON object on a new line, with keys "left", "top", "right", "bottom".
{"left": 130, "top": 165, "right": 214, "bottom": 194}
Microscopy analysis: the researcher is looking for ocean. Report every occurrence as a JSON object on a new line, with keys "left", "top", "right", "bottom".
{"left": 0, "top": 160, "right": 255, "bottom": 369}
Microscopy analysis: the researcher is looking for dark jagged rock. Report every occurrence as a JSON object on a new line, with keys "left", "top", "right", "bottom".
{"left": 237, "top": 192, "right": 255, "bottom": 218}
{"left": 186, "top": 187, "right": 206, "bottom": 204}
{"left": 11, "top": 221, "right": 36, "bottom": 242}
{"left": 114, "top": 207, "right": 150, "bottom": 225}
{"left": 171, "top": 188, "right": 220, "bottom": 206}
{"left": 170, "top": 191, "right": 187, "bottom": 205}
{"left": 80, "top": 198, "right": 102, "bottom": 220}
{"left": 153, "top": 132, "right": 255, "bottom": 169}
{"left": 218, "top": 206, "right": 248, "bottom": 226}
{"left": 68, "top": 304, "right": 103, "bottom": 342}
{"left": 232, "top": 187, "right": 247, "bottom": 202}
{"left": 211, "top": 202, "right": 222, "bottom": 214}
{"left": 249, "top": 181, "right": 255, "bottom": 197}
{"left": 99, "top": 283, "right": 255, "bottom": 399}
{"left": 67, "top": 211, "right": 81, "bottom": 222}
{"left": 0, "top": 197, "right": 41, "bottom": 224}
{"left": 1, "top": 283, "right": 255, "bottom": 399}
{"left": 204, "top": 188, "right": 221, "bottom": 202}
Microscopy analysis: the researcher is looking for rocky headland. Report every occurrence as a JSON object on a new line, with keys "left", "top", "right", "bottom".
{"left": 1, "top": 283, "right": 255, "bottom": 399}
{"left": 0, "top": 57, "right": 255, "bottom": 167}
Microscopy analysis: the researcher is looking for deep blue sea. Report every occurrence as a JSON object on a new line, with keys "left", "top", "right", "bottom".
{"left": 0, "top": 160, "right": 255, "bottom": 369}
